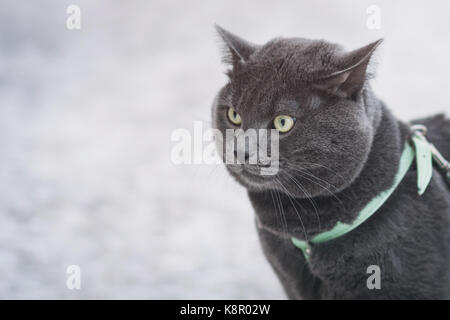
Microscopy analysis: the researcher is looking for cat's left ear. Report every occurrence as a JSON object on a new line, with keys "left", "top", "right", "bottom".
{"left": 314, "top": 39, "right": 383, "bottom": 99}
{"left": 215, "top": 25, "right": 257, "bottom": 68}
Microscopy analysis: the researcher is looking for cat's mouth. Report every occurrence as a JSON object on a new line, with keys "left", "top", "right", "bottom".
{"left": 242, "top": 165, "right": 262, "bottom": 175}
{"left": 240, "top": 166, "right": 273, "bottom": 184}
{"left": 226, "top": 163, "right": 280, "bottom": 188}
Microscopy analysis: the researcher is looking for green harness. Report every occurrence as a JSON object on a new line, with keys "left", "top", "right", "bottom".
{"left": 291, "top": 125, "right": 450, "bottom": 260}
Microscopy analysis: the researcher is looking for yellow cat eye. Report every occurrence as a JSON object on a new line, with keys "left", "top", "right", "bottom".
{"left": 227, "top": 107, "right": 242, "bottom": 125}
{"left": 274, "top": 115, "right": 295, "bottom": 133}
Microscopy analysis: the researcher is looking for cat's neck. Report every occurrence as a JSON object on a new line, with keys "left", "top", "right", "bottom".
{"left": 249, "top": 97, "right": 411, "bottom": 240}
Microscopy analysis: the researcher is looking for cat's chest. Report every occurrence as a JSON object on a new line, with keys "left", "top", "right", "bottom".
{"left": 248, "top": 191, "right": 355, "bottom": 240}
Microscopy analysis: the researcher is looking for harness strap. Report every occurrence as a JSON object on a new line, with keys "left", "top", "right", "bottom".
{"left": 291, "top": 125, "right": 437, "bottom": 260}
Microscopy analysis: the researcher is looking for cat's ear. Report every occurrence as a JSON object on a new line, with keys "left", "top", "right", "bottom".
{"left": 313, "top": 39, "right": 383, "bottom": 99}
{"left": 215, "top": 25, "right": 257, "bottom": 67}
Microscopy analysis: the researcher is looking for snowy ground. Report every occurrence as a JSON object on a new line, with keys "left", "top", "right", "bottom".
{"left": 0, "top": 0, "right": 449, "bottom": 299}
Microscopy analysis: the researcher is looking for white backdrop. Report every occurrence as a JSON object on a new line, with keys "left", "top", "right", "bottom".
{"left": 0, "top": 0, "right": 449, "bottom": 298}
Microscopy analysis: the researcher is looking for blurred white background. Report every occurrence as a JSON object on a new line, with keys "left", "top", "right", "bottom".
{"left": 0, "top": 0, "right": 449, "bottom": 299}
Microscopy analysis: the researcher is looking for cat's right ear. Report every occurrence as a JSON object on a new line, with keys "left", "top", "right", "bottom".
{"left": 215, "top": 25, "right": 257, "bottom": 68}
{"left": 313, "top": 39, "right": 383, "bottom": 99}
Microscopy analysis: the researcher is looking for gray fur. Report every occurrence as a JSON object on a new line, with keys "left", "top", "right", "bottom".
{"left": 212, "top": 26, "right": 450, "bottom": 299}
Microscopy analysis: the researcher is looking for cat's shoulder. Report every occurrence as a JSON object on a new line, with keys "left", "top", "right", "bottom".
{"left": 411, "top": 113, "right": 449, "bottom": 129}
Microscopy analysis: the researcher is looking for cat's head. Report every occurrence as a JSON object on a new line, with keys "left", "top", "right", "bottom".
{"left": 212, "top": 25, "right": 383, "bottom": 198}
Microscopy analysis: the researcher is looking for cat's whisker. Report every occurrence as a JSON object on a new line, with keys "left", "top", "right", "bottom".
{"left": 273, "top": 186, "right": 289, "bottom": 239}
{"left": 269, "top": 188, "right": 288, "bottom": 243}
{"left": 283, "top": 164, "right": 345, "bottom": 208}
{"left": 276, "top": 173, "right": 310, "bottom": 240}
{"left": 272, "top": 180, "right": 291, "bottom": 244}
{"left": 286, "top": 163, "right": 341, "bottom": 192}
{"left": 285, "top": 162, "right": 343, "bottom": 191}
{"left": 279, "top": 171, "right": 321, "bottom": 233}
{"left": 290, "top": 160, "right": 346, "bottom": 182}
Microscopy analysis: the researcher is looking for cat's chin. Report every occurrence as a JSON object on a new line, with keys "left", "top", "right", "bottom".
{"left": 228, "top": 165, "right": 352, "bottom": 198}
{"left": 226, "top": 165, "right": 277, "bottom": 191}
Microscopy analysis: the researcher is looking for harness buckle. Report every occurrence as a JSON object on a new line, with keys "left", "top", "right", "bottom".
{"left": 411, "top": 124, "right": 450, "bottom": 178}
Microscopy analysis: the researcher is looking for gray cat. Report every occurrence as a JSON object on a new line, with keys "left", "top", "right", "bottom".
{"left": 211, "top": 25, "right": 450, "bottom": 299}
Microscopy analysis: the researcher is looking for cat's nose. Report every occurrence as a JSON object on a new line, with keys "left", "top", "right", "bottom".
{"left": 234, "top": 149, "right": 250, "bottom": 162}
